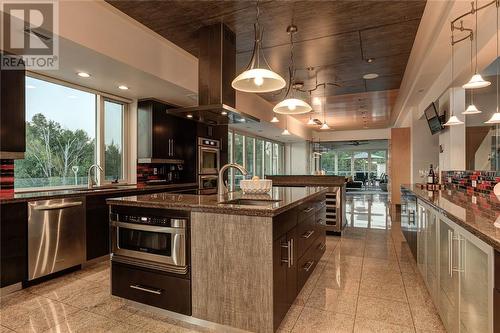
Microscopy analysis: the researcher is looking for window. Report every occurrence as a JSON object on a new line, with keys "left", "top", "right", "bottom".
{"left": 15, "top": 77, "right": 97, "bottom": 189}
{"left": 104, "top": 100, "right": 124, "bottom": 181}
{"left": 14, "top": 76, "right": 129, "bottom": 190}
{"left": 227, "top": 130, "right": 286, "bottom": 188}
{"left": 255, "top": 139, "right": 264, "bottom": 178}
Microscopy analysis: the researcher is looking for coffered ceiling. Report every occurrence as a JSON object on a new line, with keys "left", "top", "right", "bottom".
{"left": 107, "top": 0, "right": 426, "bottom": 130}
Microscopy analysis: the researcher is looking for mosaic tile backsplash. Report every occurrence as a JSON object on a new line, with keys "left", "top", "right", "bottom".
{"left": 442, "top": 170, "right": 499, "bottom": 203}
{"left": 0, "top": 159, "right": 14, "bottom": 198}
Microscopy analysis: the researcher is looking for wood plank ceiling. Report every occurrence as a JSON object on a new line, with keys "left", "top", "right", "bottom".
{"left": 107, "top": 0, "right": 426, "bottom": 131}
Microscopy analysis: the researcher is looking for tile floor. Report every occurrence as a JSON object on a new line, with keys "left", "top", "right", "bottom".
{"left": 0, "top": 193, "right": 445, "bottom": 333}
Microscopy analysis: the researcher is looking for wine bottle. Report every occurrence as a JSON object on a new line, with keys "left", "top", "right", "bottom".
{"left": 427, "top": 164, "right": 435, "bottom": 185}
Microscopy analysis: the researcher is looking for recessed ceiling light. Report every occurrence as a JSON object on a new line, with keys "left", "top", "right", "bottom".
{"left": 366, "top": 58, "right": 374, "bottom": 63}
{"left": 221, "top": 111, "right": 228, "bottom": 115}
{"left": 26, "top": 84, "right": 36, "bottom": 89}
{"left": 239, "top": 118, "right": 246, "bottom": 122}
{"left": 187, "top": 114, "right": 193, "bottom": 118}
{"left": 363, "top": 73, "right": 378, "bottom": 80}
{"left": 118, "top": 85, "right": 129, "bottom": 90}
{"left": 77, "top": 72, "right": 91, "bottom": 78}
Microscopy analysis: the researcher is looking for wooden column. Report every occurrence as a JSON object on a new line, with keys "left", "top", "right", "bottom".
{"left": 389, "top": 128, "right": 410, "bottom": 205}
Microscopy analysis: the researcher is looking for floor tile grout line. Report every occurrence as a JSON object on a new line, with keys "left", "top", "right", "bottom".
{"left": 390, "top": 217, "right": 418, "bottom": 333}
{"left": 352, "top": 231, "right": 367, "bottom": 332}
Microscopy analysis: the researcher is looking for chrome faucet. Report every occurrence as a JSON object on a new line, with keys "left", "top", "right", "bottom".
{"left": 87, "top": 164, "right": 103, "bottom": 189}
{"left": 218, "top": 163, "right": 248, "bottom": 202}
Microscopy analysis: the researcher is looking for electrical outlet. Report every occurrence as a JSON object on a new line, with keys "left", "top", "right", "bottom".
{"left": 448, "top": 177, "right": 452, "bottom": 183}
{"left": 472, "top": 195, "right": 477, "bottom": 204}
{"left": 153, "top": 168, "right": 158, "bottom": 175}
{"left": 472, "top": 180, "right": 477, "bottom": 188}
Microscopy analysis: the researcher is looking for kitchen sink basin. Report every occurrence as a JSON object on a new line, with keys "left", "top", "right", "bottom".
{"left": 223, "top": 199, "right": 281, "bottom": 206}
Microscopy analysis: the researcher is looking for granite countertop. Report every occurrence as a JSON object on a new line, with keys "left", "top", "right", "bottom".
{"left": 0, "top": 182, "right": 198, "bottom": 204}
{"left": 107, "top": 186, "right": 328, "bottom": 217}
{"left": 402, "top": 184, "right": 500, "bottom": 251}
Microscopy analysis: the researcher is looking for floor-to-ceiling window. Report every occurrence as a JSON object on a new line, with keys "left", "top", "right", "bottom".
{"left": 228, "top": 130, "right": 285, "bottom": 189}
{"left": 14, "top": 75, "right": 129, "bottom": 190}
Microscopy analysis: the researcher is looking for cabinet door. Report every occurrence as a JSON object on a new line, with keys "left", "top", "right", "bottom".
{"left": 0, "top": 58, "right": 26, "bottom": 155}
{"left": 273, "top": 233, "right": 289, "bottom": 331}
{"left": 459, "top": 231, "right": 493, "bottom": 333}
{"left": 0, "top": 202, "right": 27, "bottom": 287}
{"left": 425, "top": 208, "right": 438, "bottom": 301}
{"left": 417, "top": 203, "right": 427, "bottom": 276}
{"left": 438, "top": 218, "right": 459, "bottom": 333}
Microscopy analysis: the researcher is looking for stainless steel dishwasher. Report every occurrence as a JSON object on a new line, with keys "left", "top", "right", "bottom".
{"left": 28, "top": 197, "right": 86, "bottom": 280}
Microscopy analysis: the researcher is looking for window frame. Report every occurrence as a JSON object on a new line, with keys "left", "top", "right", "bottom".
{"left": 15, "top": 72, "right": 132, "bottom": 192}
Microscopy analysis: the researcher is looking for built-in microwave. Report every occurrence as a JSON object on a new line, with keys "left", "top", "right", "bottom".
{"left": 198, "top": 138, "right": 220, "bottom": 175}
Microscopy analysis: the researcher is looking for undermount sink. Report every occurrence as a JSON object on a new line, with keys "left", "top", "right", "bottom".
{"left": 223, "top": 199, "right": 281, "bottom": 206}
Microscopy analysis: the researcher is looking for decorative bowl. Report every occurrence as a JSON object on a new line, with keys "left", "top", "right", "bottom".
{"left": 240, "top": 179, "right": 272, "bottom": 194}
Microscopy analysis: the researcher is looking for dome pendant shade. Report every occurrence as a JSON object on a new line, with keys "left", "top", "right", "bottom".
{"left": 485, "top": 112, "right": 500, "bottom": 124}
{"left": 462, "top": 103, "right": 482, "bottom": 114}
{"left": 270, "top": 116, "right": 280, "bottom": 123}
{"left": 282, "top": 128, "right": 290, "bottom": 135}
{"left": 232, "top": 24, "right": 286, "bottom": 93}
{"left": 232, "top": 68, "right": 286, "bottom": 93}
{"left": 273, "top": 98, "right": 312, "bottom": 114}
{"left": 444, "top": 115, "right": 464, "bottom": 126}
{"left": 462, "top": 73, "right": 491, "bottom": 89}
{"left": 307, "top": 117, "right": 315, "bottom": 125}
{"left": 320, "top": 122, "right": 330, "bottom": 130}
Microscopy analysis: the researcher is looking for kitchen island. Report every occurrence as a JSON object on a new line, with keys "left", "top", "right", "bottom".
{"left": 107, "top": 186, "right": 327, "bottom": 333}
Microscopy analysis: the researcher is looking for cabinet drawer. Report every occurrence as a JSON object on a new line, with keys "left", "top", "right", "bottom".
{"left": 297, "top": 233, "right": 326, "bottom": 291}
{"left": 111, "top": 262, "right": 191, "bottom": 315}
{"left": 298, "top": 203, "right": 316, "bottom": 224}
{"left": 296, "top": 214, "right": 321, "bottom": 258}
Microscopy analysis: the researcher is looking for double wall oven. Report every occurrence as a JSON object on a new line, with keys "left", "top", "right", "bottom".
{"left": 198, "top": 137, "right": 220, "bottom": 194}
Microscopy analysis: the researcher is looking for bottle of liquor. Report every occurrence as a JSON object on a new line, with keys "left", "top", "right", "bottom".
{"left": 427, "top": 164, "right": 435, "bottom": 185}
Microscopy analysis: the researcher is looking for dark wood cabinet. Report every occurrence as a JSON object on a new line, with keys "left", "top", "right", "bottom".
{"left": 0, "top": 202, "right": 27, "bottom": 287}
{"left": 272, "top": 194, "right": 326, "bottom": 331}
{"left": 0, "top": 54, "right": 25, "bottom": 159}
{"left": 495, "top": 251, "right": 500, "bottom": 333}
{"left": 112, "top": 261, "right": 191, "bottom": 315}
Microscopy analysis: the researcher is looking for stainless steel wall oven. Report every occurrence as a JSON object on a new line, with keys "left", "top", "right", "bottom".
{"left": 198, "top": 137, "right": 220, "bottom": 175}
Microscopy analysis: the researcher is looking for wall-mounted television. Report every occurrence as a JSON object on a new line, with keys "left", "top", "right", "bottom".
{"left": 424, "top": 102, "right": 445, "bottom": 135}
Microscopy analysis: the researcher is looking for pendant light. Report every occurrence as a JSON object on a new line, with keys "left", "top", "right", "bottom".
{"left": 320, "top": 122, "right": 330, "bottom": 130}
{"left": 445, "top": 31, "right": 464, "bottom": 126}
{"left": 463, "top": 41, "right": 482, "bottom": 114}
{"left": 270, "top": 115, "right": 280, "bottom": 123}
{"left": 307, "top": 116, "right": 315, "bottom": 125}
{"left": 232, "top": 2, "right": 286, "bottom": 93}
{"left": 319, "top": 82, "right": 329, "bottom": 129}
{"left": 463, "top": 0, "right": 491, "bottom": 89}
{"left": 273, "top": 25, "right": 312, "bottom": 114}
{"left": 486, "top": 1, "right": 500, "bottom": 124}
{"left": 282, "top": 117, "right": 290, "bottom": 135}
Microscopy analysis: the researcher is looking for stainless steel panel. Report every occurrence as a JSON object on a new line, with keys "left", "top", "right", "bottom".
{"left": 28, "top": 197, "right": 86, "bottom": 280}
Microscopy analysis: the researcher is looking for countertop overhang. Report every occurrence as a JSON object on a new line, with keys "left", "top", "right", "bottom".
{"left": 402, "top": 184, "right": 500, "bottom": 251}
{"left": 106, "top": 186, "right": 328, "bottom": 217}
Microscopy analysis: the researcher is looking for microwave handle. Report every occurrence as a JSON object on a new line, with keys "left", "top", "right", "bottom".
{"left": 111, "top": 221, "right": 186, "bottom": 235}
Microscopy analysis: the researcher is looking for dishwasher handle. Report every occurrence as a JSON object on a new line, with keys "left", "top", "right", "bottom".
{"left": 33, "top": 202, "right": 83, "bottom": 211}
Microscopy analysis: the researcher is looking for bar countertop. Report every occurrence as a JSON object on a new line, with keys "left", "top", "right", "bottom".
{"left": 107, "top": 186, "right": 328, "bottom": 217}
{"left": 402, "top": 184, "right": 500, "bottom": 251}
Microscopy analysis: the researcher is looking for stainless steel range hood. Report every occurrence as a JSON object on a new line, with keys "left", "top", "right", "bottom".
{"left": 168, "top": 23, "right": 259, "bottom": 125}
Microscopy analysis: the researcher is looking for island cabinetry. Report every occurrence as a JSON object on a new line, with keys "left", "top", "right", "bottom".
{"left": 495, "top": 251, "right": 500, "bottom": 333}
{"left": 272, "top": 194, "right": 326, "bottom": 331}
{"left": 0, "top": 202, "right": 27, "bottom": 287}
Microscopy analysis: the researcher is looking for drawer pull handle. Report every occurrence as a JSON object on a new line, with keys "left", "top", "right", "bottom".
{"left": 318, "top": 243, "right": 326, "bottom": 251}
{"left": 303, "top": 207, "right": 314, "bottom": 213}
{"left": 302, "top": 230, "right": 315, "bottom": 239}
{"left": 130, "top": 284, "right": 162, "bottom": 295}
{"left": 281, "top": 239, "right": 294, "bottom": 268}
{"left": 303, "top": 260, "right": 314, "bottom": 272}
